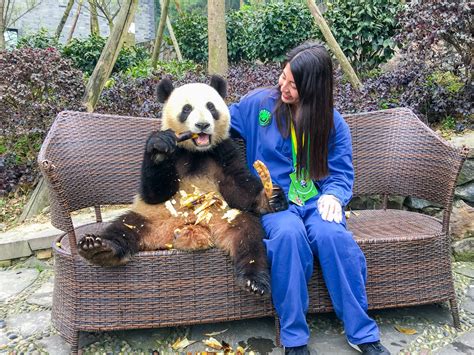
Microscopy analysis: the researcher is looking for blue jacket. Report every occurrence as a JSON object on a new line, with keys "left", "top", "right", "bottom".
{"left": 229, "top": 87, "right": 354, "bottom": 206}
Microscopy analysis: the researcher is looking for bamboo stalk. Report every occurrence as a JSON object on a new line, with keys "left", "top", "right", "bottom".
{"left": 166, "top": 14, "right": 182, "bottom": 61}
{"left": 306, "top": 0, "right": 363, "bottom": 91}
{"left": 67, "top": 0, "right": 84, "bottom": 43}
{"left": 151, "top": 0, "right": 170, "bottom": 67}
{"left": 82, "top": 0, "right": 138, "bottom": 112}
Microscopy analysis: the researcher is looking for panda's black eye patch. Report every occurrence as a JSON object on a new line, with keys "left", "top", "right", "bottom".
{"left": 179, "top": 104, "right": 193, "bottom": 122}
{"left": 206, "top": 102, "right": 219, "bottom": 120}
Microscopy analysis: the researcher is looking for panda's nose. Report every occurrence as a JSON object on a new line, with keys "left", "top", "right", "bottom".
{"left": 195, "top": 122, "right": 210, "bottom": 131}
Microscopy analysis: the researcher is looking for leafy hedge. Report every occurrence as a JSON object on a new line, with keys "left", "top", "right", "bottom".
{"left": 175, "top": 3, "right": 318, "bottom": 64}
{"left": 0, "top": 47, "right": 85, "bottom": 196}
{"left": 174, "top": 1, "right": 400, "bottom": 70}
{"left": 325, "top": 0, "right": 401, "bottom": 72}
{"left": 62, "top": 35, "right": 149, "bottom": 75}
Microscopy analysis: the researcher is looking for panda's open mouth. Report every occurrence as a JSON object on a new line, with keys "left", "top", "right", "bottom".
{"left": 192, "top": 133, "right": 212, "bottom": 147}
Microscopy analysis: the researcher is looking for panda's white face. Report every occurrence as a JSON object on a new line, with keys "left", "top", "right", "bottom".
{"left": 161, "top": 83, "right": 230, "bottom": 152}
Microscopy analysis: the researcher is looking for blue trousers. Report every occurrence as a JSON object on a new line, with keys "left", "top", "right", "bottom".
{"left": 262, "top": 200, "right": 379, "bottom": 347}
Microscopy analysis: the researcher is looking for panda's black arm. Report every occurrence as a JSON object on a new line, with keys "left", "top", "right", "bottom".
{"left": 211, "top": 139, "right": 268, "bottom": 213}
{"left": 139, "top": 142, "right": 179, "bottom": 205}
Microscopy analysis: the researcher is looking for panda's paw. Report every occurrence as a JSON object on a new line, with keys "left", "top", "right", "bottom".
{"left": 237, "top": 270, "right": 271, "bottom": 296}
{"left": 78, "top": 234, "right": 126, "bottom": 266}
{"left": 268, "top": 185, "right": 288, "bottom": 213}
{"left": 146, "top": 129, "right": 177, "bottom": 159}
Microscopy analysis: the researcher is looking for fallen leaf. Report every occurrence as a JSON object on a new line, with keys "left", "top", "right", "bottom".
{"left": 204, "top": 329, "right": 228, "bottom": 337}
{"left": 394, "top": 325, "right": 417, "bottom": 335}
{"left": 236, "top": 346, "right": 246, "bottom": 354}
{"left": 123, "top": 223, "right": 136, "bottom": 229}
{"left": 164, "top": 244, "right": 173, "bottom": 249}
{"left": 171, "top": 337, "right": 196, "bottom": 350}
{"left": 203, "top": 337, "right": 223, "bottom": 350}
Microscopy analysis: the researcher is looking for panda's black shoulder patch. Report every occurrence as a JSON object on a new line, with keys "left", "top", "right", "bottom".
{"left": 156, "top": 78, "right": 174, "bottom": 103}
{"left": 210, "top": 75, "right": 227, "bottom": 99}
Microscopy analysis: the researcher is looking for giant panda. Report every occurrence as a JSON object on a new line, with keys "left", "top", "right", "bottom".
{"left": 77, "top": 75, "right": 288, "bottom": 295}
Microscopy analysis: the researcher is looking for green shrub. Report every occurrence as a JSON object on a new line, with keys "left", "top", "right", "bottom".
{"left": 16, "top": 28, "right": 61, "bottom": 50}
{"left": 253, "top": 2, "right": 320, "bottom": 62}
{"left": 61, "top": 35, "right": 149, "bottom": 75}
{"left": 325, "top": 0, "right": 402, "bottom": 72}
{"left": 427, "top": 71, "right": 465, "bottom": 95}
{"left": 226, "top": 6, "right": 259, "bottom": 62}
{"left": 174, "top": 1, "right": 399, "bottom": 67}
{"left": 173, "top": 13, "right": 208, "bottom": 63}
{"left": 441, "top": 116, "right": 456, "bottom": 131}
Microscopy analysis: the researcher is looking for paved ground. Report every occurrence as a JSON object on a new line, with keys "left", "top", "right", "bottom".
{"left": 0, "top": 257, "right": 473, "bottom": 354}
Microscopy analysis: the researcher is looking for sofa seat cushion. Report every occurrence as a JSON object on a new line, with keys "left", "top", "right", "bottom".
{"left": 347, "top": 209, "right": 443, "bottom": 242}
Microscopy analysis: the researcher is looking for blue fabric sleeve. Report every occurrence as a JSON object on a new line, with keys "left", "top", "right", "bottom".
{"left": 229, "top": 101, "right": 248, "bottom": 141}
{"left": 317, "top": 111, "right": 354, "bottom": 206}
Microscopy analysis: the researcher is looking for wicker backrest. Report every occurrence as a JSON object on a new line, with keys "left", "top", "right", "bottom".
{"left": 39, "top": 108, "right": 466, "bottom": 232}
{"left": 38, "top": 111, "right": 160, "bottom": 230}
{"left": 344, "top": 108, "right": 465, "bottom": 207}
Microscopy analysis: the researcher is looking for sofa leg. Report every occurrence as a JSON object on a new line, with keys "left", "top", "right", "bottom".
{"left": 274, "top": 316, "right": 282, "bottom": 347}
{"left": 71, "top": 331, "right": 80, "bottom": 355}
{"left": 449, "top": 298, "right": 461, "bottom": 329}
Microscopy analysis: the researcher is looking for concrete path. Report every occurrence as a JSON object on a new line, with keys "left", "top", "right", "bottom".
{"left": 1, "top": 258, "right": 473, "bottom": 354}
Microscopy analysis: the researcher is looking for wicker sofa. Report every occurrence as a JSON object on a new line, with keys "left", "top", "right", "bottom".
{"left": 38, "top": 108, "right": 468, "bottom": 354}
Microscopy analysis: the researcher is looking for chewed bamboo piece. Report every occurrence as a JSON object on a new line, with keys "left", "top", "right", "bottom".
{"left": 176, "top": 131, "right": 199, "bottom": 142}
{"left": 253, "top": 160, "right": 273, "bottom": 198}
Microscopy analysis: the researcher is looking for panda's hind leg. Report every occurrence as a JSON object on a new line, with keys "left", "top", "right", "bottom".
{"left": 212, "top": 213, "right": 270, "bottom": 295}
{"left": 78, "top": 211, "right": 146, "bottom": 267}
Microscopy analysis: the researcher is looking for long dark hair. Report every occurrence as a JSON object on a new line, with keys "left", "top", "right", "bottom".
{"left": 274, "top": 41, "right": 334, "bottom": 180}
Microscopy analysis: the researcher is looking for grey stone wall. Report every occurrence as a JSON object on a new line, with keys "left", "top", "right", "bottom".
{"left": 10, "top": 0, "right": 155, "bottom": 44}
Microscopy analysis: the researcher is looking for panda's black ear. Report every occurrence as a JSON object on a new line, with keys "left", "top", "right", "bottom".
{"left": 210, "top": 75, "right": 227, "bottom": 99}
{"left": 156, "top": 78, "right": 174, "bottom": 103}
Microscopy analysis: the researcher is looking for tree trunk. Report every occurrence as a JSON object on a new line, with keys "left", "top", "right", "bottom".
{"left": 67, "top": 0, "right": 84, "bottom": 42}
{"left": 240, "top": 0, "right": 244, "bottom": 8}
{"left": 55, "top": 0, "right": 75, "bottom": 39}
{"left": 306, "top": 0, "right": 362, "bottom": 91}
{"left": 82, "top": 0, "right": 138, "bottom": 112}
{"left": 151, "top": 0, "right": 170, "bottom": 67}
{"left": 18, "top": 177, "right": 50, "bottom": 223}
{"left": 207, "top": 0, "right": 228, "bottom": 76}
{"left": 166, "top": 15, "right": 182, "bottom": 61}
{"left": 89, "top": 0, "right": 100, "bottom": 35}
{"left": 173, "top": 0, "right": 181, "bottom": 14}
{"left": 0, "top": 0, "right": 5, "bottom": 50}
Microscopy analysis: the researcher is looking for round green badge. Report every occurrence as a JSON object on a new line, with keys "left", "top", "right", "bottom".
{"left": 258, "top": 109, "right": 272, "bottom": 126}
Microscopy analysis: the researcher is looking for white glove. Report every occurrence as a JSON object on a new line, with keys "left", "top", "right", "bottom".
{"left": 317, "top": 194, "right": 343, "bottom": 223}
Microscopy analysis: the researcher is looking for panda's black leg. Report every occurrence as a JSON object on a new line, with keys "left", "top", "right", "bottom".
{"left": 78, "top": 234, "right": 128, "bottom": 266}
{"left": 77, "top": 211, "right": 146, "bottom": 267}
{"left": 216, "top": 213, "right": 271, "bottom": 295}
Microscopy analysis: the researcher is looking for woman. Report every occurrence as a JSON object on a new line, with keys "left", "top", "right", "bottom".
{"left": 229, "top": 42, "right": 390, "bottom": 355}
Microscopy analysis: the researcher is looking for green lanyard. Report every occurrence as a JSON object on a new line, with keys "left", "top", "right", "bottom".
{"left": 288, "top": 119, "right": 318, "bottom": 206}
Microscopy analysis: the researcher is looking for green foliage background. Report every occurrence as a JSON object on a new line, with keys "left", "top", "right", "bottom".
{"left": 173, "top": 0, "right": 400, "bottom": 71}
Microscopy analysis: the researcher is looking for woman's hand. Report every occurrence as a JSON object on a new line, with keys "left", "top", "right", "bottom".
{"left": 317, "top": 194, "right": 342, "bottom": 223}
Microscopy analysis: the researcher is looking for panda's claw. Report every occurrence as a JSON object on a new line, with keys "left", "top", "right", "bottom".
{"left": 238, "top": 270, "right": 270, "bottom": 296}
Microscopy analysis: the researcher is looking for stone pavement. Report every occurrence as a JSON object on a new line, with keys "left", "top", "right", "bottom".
{"left": 0, "top": 256, "right": 473, "bottom": 354}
